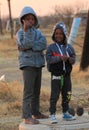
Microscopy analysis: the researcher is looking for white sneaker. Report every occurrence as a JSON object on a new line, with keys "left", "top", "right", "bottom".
{"left": 63, "top": 111, "right": 76, "bottom": 121}
{"left": 50, "top": 114, "right": 58, "bottom": 124}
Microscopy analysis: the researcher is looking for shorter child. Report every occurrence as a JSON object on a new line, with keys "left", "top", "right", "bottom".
{"left": 46, "top": 22, "right": 76, "bottom": 123}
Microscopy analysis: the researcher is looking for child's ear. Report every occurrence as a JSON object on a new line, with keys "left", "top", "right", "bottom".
{"left": 21, "top": 19, "right": 24, "bottom": 24}
{"left": 21, "top": 19, "right": 25, "bottom": 24}
{"left": 22, "top": 20, "right": 25, "bottom": 22}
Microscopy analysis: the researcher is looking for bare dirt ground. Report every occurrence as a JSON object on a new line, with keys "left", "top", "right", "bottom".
{"left": 0, "top": 57, "right": 22, "bottom": 83}
{"left": 0, "top": 57, "right": 50, "bottom": 87}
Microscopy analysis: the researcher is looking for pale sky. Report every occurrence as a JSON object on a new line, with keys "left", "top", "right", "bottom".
{"left": 0, "top": 0, "right": 89, "bottom": 18}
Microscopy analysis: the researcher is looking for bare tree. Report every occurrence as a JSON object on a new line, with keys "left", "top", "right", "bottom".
{"left": 53, "top": 5, "right": 75, "bottom": 34}
{"left": 0, "top": 3, "right": 3, "bottom": 34}
{"left": 7, "top": 0, "right": 13, "bottom": 38}
{"left": 53, "top": 2, "right": 89, "bottom": 33}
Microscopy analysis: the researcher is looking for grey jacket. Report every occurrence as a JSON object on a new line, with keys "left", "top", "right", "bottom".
{"left": 16, "top": 6, "right": 47, "bottom": 69}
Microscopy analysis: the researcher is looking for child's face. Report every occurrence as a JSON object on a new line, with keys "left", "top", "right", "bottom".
{"left": 23, "top": 14, "right": 35, "bottom": 27}
{"left": 54, "top": 28, "right": 65, "bottom": 43}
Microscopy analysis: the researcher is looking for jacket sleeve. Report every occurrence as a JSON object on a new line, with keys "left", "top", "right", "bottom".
{"left": 46, "top": 45, "right": 61, "bottom": 64}
{"left": 67, "top": 44, "right": 76, "bottom": 64}
{"left": 32, "top": 29, "right": 47, "bottom": 51}
{"left": 16, "top": 28, "right": 34, "bottom": 49}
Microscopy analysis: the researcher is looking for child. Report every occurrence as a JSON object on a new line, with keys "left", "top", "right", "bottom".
{"left": 16, "top": 6, "right": 48, "bottom": 124}
{"left": 46, "top": 22, "right": 76, "bottom": 123}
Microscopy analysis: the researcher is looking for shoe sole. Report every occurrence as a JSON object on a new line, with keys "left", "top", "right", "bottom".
{"left": 51, "top": 120, "right": 58, "bottom": 124}
{"left": 32, "top": 115, "right": 49, "bottom": 119}
{"left": 63, "top": 118, "right": 76, "bottom": 121}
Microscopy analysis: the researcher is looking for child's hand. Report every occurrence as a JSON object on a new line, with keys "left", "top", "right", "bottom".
{"left": 18, "top": 46, "right": 25, "bottom": 51}
{"left": 22, "top": 20, "right": 31, "bottom": 32}
{"left": 68, "top": 57, "right": 74, "bottom": 64}
{"left": 68, "top": 55, "right": 75, "bottom": 64}
{"left": 61, "top": 55, "right": 68, "bottom": 62}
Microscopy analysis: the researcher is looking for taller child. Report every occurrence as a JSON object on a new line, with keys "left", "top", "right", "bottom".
{"left": 16, "top": 6, "right": 48, "bottom": 124}
{"left": 46, "top": 22, "right": 76, "bottom": 123}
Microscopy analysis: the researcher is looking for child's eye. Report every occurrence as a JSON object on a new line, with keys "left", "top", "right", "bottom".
{"left": 24, "top": 18, "right": 30, "bottom": 21}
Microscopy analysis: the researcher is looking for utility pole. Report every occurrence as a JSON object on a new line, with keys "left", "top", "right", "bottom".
{"left": 0, "top": 2, "right": 3, "bottom": 34}
{"left": 7, "top": 0, "right": 13, "bottom": 38}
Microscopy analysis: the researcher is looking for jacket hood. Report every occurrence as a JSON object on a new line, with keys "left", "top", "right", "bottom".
{"left": 20, "top": 6, "right": 39, "bottom": 28}
{"left": 52, "top": 22, "right": 67, "bottom": 43}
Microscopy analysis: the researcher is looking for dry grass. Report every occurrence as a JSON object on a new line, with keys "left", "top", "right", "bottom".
{"left": 0, "top": 34, "right": 18, "bottom": 58}
{"left": 0, "top": 81, "right": 22, "bottom": 117}
{"left": 70, "top": 64, "right": 89, "bottom": 109}
{"left": 72, "top": 64, "right": 89, "bottom": 85}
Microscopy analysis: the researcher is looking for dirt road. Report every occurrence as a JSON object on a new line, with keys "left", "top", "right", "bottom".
{"left": 0, "top": 57, "right": 50, "bottom": 87}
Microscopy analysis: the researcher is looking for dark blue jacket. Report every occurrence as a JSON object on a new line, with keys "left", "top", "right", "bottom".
{"left": 46, "top": 22, "right": 76, "bottom": 76}
{"left": 46, "top": 43, "right": 76, "bottom": 76}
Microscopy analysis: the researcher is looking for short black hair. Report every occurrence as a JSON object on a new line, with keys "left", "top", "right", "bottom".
{"left": 21, "top": 13, "right": 36, "bottom": 25}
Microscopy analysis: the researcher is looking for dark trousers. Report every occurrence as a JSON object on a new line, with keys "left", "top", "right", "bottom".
{"left": 22, "top": 67, "right": 42, "bottom": 119}
{"left": 49, "top": 74, "right": 72, "bottom": 114}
